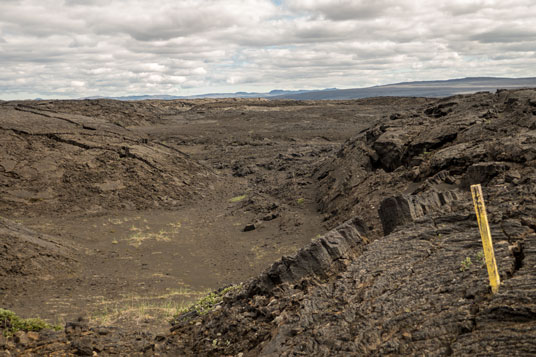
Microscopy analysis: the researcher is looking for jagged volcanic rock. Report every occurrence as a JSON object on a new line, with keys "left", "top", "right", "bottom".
{"left": 153, "top": 89, "right": 536, "bottom": 356}
{"left": 0, "top": 101, "right": 213, "bottom": 216}
{"left": 2, "top": 89, "right": 536, "bottom": 355}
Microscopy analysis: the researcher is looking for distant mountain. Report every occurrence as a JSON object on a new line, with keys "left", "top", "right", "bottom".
{"left": 83, "top": 95, "right": 179, "bottom": 100}
{"left": 271, "top": 77, "right": 536, "bottom": 100}
{"left": 80, "top": 77, "right": 536, "bottom": 101}
{"left": 82, "top": 89, "right": 320, "bottom": 101}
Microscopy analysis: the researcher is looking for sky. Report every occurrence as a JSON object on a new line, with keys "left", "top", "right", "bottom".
{"left": 1, "top": 0, "right": 535, "bottom": 99}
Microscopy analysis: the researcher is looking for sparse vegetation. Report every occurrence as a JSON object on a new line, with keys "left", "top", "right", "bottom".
{"left": 229, "top": 195, "right": 247, "bottom": 203}
{"left": 90, "top": 288, "right": 208, "bottom": 325}
{"left": 0, "top": 309, "right": 61, "bottom": 336}
{"left": 460, "top": 256, "right": 473, "bottom": 271}
{"left": 175, "top": 284, "right": 242, "bottom": 317}
{"left": 127, "top": 229, "right": 172, "bottom": 248}
{"left": 422, "top": 149, "right": 433, "bottom": 159}
{"left": 3, "top": 89, "right": 536, "bottom": 355}
{"left": 459, "top": 251, "right": 486, "bottom": 272}
{"left": 312, "top": 233, "right": 323, "bottom": 241}
{"left": 476, "top": 250, "right": 485, "bottom": 267}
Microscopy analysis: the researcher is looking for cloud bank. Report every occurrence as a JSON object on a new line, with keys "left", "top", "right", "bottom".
{"left": 1, "top": 0, "right": 535, "bottom": 99}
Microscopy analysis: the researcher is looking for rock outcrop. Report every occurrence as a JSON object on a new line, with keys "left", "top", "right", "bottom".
{"left": 155, "top": 89, "right": 536, "bottom": 356}
{"left": 0, "top": 217, "right": 76, "bottom": 279}
{"left": 0, "top": 101, "right": 213, "bottom": 216}
{"left": 3, "top": 89, "right": 536, "bottom": 355}
{"left": 315, "top": 89, "right": 536, "bottom": 238}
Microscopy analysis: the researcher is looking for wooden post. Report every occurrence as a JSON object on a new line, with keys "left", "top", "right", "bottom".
{"left": 470, "top": 184, "right": 500, "bottom": 294}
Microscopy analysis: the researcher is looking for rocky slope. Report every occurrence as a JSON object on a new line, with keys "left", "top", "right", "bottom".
{"left": 316, "top": 89, "right": 536, "bottom": 236}
{"left": 0, "top": 217, "right": 76, "bottom": 282}
{"left": 154, "top": 89, "right": 536, "bottom": 355}
{"left": 0, "top": 101, "right": 213, "bottom": 216}
{"left": 1, "top": 89, "right": 535, "bottom": 355}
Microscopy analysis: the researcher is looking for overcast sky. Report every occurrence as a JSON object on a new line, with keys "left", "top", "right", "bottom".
{"left": 1, "top": 0, "right": 535, "bottom": 99}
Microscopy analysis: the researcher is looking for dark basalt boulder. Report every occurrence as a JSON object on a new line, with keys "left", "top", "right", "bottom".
{"left": 247, "top": 217, "right": 368, "bottom": 297}
{"left": 378, "top": 190, "right": 462, "bottom": 235}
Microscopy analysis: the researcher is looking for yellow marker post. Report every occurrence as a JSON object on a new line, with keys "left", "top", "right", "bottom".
{"left": 470, "top": 184, "right": 500, "bottom": 294}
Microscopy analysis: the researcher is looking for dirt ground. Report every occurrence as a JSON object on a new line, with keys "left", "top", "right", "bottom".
{"left": 5, "top": 92, "right": 534, "bottom": 355}
{"left": 1, "top": 98, "right": 408, "bottom": 333}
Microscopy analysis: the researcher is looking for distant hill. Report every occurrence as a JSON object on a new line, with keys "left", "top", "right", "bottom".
{"left": 81, "top": 77, "right": 536, "bottom": 101}
{"left": 83, "top": 89, "right": 321, "bottom": 101}
{"left": 271, "top": 77, "right": 536, "bottom": 100}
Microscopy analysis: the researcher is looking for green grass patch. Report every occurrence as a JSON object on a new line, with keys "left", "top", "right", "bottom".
{"left": 460, "top": 256, "right": 473, "bottom": 272}
{"left": 175, "top": 284, "right": 242, "bottom": 317}
{"left": 229, "top": 195, "right": 247, "bottom": 203}
{"left": 89, "top": 288, "right": 208, "bottom": 326}
{"left": 0, "top": 309, "right": 61, "bottom": 336}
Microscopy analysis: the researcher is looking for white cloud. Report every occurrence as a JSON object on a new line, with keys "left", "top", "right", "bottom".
{"left": 0, "top": 0, "right": 535, "bottom": 99}
{"left": 286, "top": 0, "right": 398, "bottom": 20}
{"left": 70, "top": 80, "right": 86, "bottom": 87}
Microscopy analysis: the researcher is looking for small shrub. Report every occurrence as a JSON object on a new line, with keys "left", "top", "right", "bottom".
{"left": 175, "top": 284, "right": 242, "bottom": 317}
{"left": 460, "top": 257, "right": 473, "bottom": 271}
{"left": 0, "top": 309, "right": 61, "bottom": 336}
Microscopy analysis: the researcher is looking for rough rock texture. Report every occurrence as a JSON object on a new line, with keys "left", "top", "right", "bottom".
{"left": 9, "top": 99, "right": 195, "bottom": 127}
{"left": 0, "top": 316, "right": 155, "bottom": 356}
{"left": 154, "top": 89, "right": 536, "bottom": 356}
{"left": 246, "top": 217, "right": 368, "bottom": 297}
{"left": 378, "top": 191, "right": 462, "bottom": 235}
{"left": 156, "top": 192, "right": 534, "bottom": 355}
{"left": 315, "top": 89, "right": 536, "bottom": 238}
{"left": 0, "top": 217, "right": 76, "bottom": 278}
{"left": 3, "top": 89, "right": 536, "bottom": 355}
{"left": 0, "top": 101, "right": 213, "bottom": 216}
